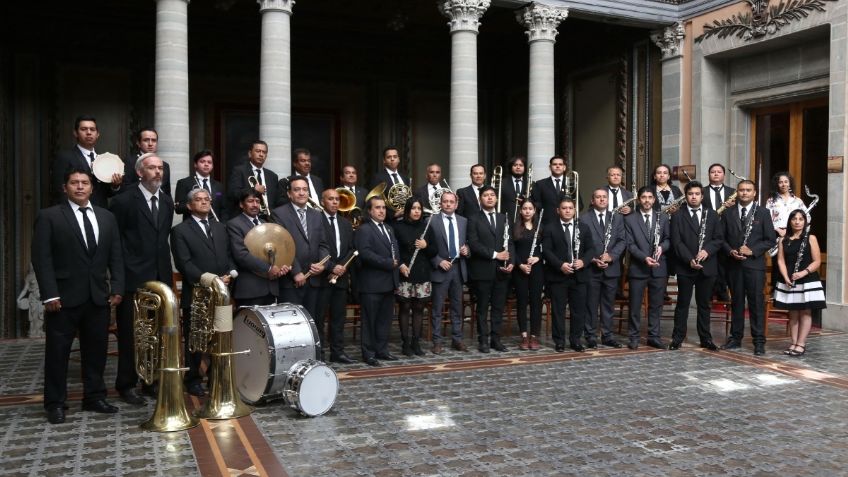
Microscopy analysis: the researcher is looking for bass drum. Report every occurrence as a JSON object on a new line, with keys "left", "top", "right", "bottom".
{"left": 283, "top": 359, "right": 339, "bottom": 417}
{"left": 232, "top": 303, "right": 320, "bottom": 404}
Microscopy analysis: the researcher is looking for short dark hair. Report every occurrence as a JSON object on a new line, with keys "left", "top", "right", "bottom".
{"left": 239, "top": 189, "right": 261, "bottom": 202}
{"left": 684, "top": 180, "right": 703, "bottom": 194}
{"left": 478, "top": 185, "right": 496, "bottom": 197}
{"left": 637, "top": 186, "right": 654, "bottom": 197}
{"left": 470, "top": 164, "right": 485, "bottom": 174}
{"left": 771, "top": 171, "right": 794, "bottom": 198}
{"left": 293, "top": 148, "right": 311, "bottom": 158}
{"left": 737, "top": 179, "right": 756, "bottom": 188}
{"left": 382, "top": 146, "right": 399, "bottom": 157}
{"left": 249, "top": 140, "right": 268, "bottom": 150}
{"left": 192, "top": 149, "right": 214, "bottom": 163}
{"left": 135, "top": 127, "right": 158, "bottom": 142}
{"left": 287, "top": 175, "right": 308, "bottom": 190}
{"left": 559, "top": 196, "right": 576, "bottom": 207}
{"left": 74, "top": 115, "right": 96, "bottom": 130}
{"left": 549, "top": 155, "right": 566, "bottom": 165}
{"left": 366, "top": 195, "right": 385, "bottom": 211}
{"left": 606, "top": 165, "right": 624, "bottom": 175}
{"left": 708, "top": 163, "right": 725, "bottom": 174}
{"left": 64, "top": 167, "right": 94, "bottom": 184}
{"left": 507, "top": 156, "right": 526, "bottom": 172}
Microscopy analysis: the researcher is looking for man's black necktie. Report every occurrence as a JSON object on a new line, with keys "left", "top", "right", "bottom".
{"left": 691, "top": 208, "right": 699, "bottom": 226}
{"left": 202, "top": 178, "right": 210, "bottom": 193}
{"left": 391, "top": 173, "right": 399, "bottom": 185}
{"left": 446, "top": 216, "right": 457, "bottom": 258}
{"left": 488, "top": 212, "right": 496, "bottom": 232}
{"left": 644, "top": 213, "right": 651, "bottom": 233}
{"left": 515, "top": 178, "right": 522, "bottom": 196}
{"left": 254, "top": 169, "right": 263, "bottom": 184}
{"left": 599, "top": 212, "right": 605, "bottom": 230}
{"left": 79, "top": 207, "right": 97, "bottom": 256}
{"left": 329, "top": 216, "right": 339, "bottom": 257}
{"left": 555, "top": 178, "right": 561, "bottom": 192}
{"left": 200, "top": 219, "right": 212, "bottom": 240}
{"left": 610, "top": 189, "right": 619, "bottom": 208}
{"left": 713, "top": 187, "right": 721, "bottom": 210}
{"left": 88, "top": 152, "right": 95, "bottom": 172}
{"left": 379, "top": 223, "right": 392, "bottom": 246}
{"left": 741, "top": 206, "right": 747, "bottom": 225}
{"left": 252, "top": 217, "right": 260, "bottom": 227}
{"left": 150, "top": 196, "right": 159, "bottom": 229}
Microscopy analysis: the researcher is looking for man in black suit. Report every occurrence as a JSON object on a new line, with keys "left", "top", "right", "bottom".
{"left": 543, "top": 197, "right": 594, "bottom": 352}
{"left": 369, "top": 146, "right": 411, "bottom": 221}
{"left": 227, "top": 190, "right": 287, "bottom": 306}
{"left": 413, "top": 163, "right": 446, "bottom": 213}
{"left": 354, "top": 196, "right": 400, "bottom": 366}
{"left": 51, "top": 115, "right": 123, "bottom": 207}
{"left": 581, "top": 187, "right": 627, "bottom": 348}
{"left": 32, "top": 169, "right": 124, "bottom": 424}
{"left": 316, "top": 189, "right": 356, "bottom": 364}
{"left": 467, "top": 186, "right": 515, "bottom": 353}
{"left": 272, "top": 176, "right": 329, "bottom": 322}
{"left": 669, "top": 181, "right": 724, "bottom": 351}
{"left": 604, "top": 166, "right": 633, "bottom": 214}
{"left": 720, "top": 180, "right": 776, "bottom": 355}
{"left": 428, "top": 191, "right": 471, "bottom": 354}
{"left": 121, "top": 128, "right": 172, "bottom": 197}
{"left": 624, "top": 187, "right": 670, "bottom": 350}
{"left": 532, "top": 155, "right": 581, "bottom": 226}
{"left": 174, "top": 149, "right": 226, "bottom": 222}
{"left": 279, "top": 148, "right": 325, "bottom": 207}
{"left": 171, "top": 188, "right": 237, "bottom": 396}
{"left": 109, "top": 154, "right": 174, "bottom": 405}
{"left": 227, "top": 140, "right": 280, "bottom": 219}
{"left": 456, "top": 164, "right": 486, "bottom": 218}
{"left": 703, "top": 163, "right": 736, "bottom": 301}
{"left": 500, "top": 156, "right": 529, "bottom": 223}
{"left": 339, "top": 165, "right": 367, "bottom": 209}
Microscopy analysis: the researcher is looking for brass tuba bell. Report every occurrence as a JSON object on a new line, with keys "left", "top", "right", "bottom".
{"left": 336, "top": 187, "right": 362, "bottom": 228}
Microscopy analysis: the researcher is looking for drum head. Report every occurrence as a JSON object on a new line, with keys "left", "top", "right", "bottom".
{"left": 293, "top": 363, "right": 338, "bottom": 417}
{"left": 92, "top": 152, "right": 124, "bottom": 183}
{"left": 233, "top": 309, "right": 272, "bottom": 404}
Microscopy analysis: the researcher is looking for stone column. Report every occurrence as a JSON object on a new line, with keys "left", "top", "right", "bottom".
{"left": 440, "top": 0, "right": 490, "bottom": 188}
{"left": 257, "top": 0, "right": 294, "bottom": 175}
{"left": 154, "top": 0, "right": 191, "bottom": 197}
{"left": 651, "top": 22, "right": 686, "bottom": 169}
{"left": 516, "top": 3, "right": 568, "bottom": 174}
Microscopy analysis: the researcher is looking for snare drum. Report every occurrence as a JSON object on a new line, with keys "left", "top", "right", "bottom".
{"left": 232, "top": 303, "right": 320, "bottom": 404}
{"left": 283, "top": 359, "right": 338, "bottom": 417}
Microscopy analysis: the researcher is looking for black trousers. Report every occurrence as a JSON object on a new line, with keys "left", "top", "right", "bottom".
{"left": 513, "top": 267, "right": 543, "bottom": 336}
{"left": 44, "top": 301, "right": 110, "bottom": 409}
{"left": 281, "top": 285, "right": 321, "bottom": 327}
{"left": 584, "top": 273, "right": 619, "bottom": 341}
{"left": 548, "top": 279, "right": 587, "bottom": 347}
{"left": 727, "top": 266, "right": 766, "bottom": 345}
{"left": 115, "top": 299, "right": 139, "bottom": 392}
{"left": 473, "top": 277, "right": 509, "bottom": 343}
{"left": 360, "top": 291, "right": 394, "bottom": 360}
{"left": 316, "top": 285, "right": 348, "bottom": 356}
{"left": 672, "top": 273, "right": 715, "bottom": 343}
{"left": 628, "top": 276, "right": 666, "bottom": 342}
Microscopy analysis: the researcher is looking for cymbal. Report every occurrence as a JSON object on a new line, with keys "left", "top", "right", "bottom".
{"left": 244, "top": 223, "right": 295, "bottom": 267}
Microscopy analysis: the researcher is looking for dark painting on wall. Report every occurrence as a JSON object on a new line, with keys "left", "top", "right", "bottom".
{"left": 292, "top": 111, "right": 340, "bottom": 186}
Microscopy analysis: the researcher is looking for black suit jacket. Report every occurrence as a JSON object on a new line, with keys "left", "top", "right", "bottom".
{"left": 542, "top": 219, "right": 594, "bottom": 284}
{"left": 671, "top": 207, "right": 724, "bottom": 277}
{"left": 720, "top": 203, "right": 776, "bottom": 271}
{"left": 604, "top": 186, "right": 633, "bottom": 211}
{"left": 467, "top": 211, "right": 516, "bottom": 281}
{"left": 171, "top": 218, "right": 235, "bottom": 307}
{"left": 625, "top": 210, "right": 670, "bottom": 279}
{"left": 271, "top": 203, "right": 330, "bottom": 288}
{"left": 703, "top": 184, "right": 736, "bottom": 212}
{"left": 531, "top": 176, "right": 583, "bottom": 225}
{"left": 174, "top": 176, "right": 226, "bottom": 222}
{"left": 354, "top": 220, "right": 400, "bottom": 293}
{"left": 278, "top": 174, "right": 325, "bottom": 206}
{"left": 226, "top": 214, "right": 279, "bottom": 300}
{"left": 227, "top": 163, "right": 281, "bottom": 212}
{"left": 320, "top": 214, "right": 355, "bottom": 289}
{"left": 51, "top": 147, "right": 117, "bottom": 207}
{"left": 580, "top": 209, "right": 626, "bottom": 278}
{"left": 31, "top": 202, "right": 124, "bottom": 307}
{"left": 455, "top": 185, "right": 482, "bottom": 218}
{"left": 122, "top": 155, "right": 172, "bottom": 196}
{"left": 109, "top": 186, "right": 174, "bottom": 293}
{"left": 501, "top": 174, "right": 530, "bottom": 223}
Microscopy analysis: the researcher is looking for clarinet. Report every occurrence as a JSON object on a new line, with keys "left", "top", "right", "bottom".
{"left": 694, "top": 209, "right": 708, "bottom": 264}
{"left": 501, "top": 218, "right": 510, "bottom": 268}
{"left": 601, "top": 212, "right": 615, "bottom": 255}
{"left": 407, "top": 215, "right": 433, "bottom": 271}
{"left": 652, "top": 211, "right": 662, "bottom": 258}
{"left": 571, "top": 218, "right": 581, "bottom": 267}
{"left": 740, "top": 202, "right": 757, "bottom": 249}
{"left": 790, "top": 187, "right": 820, "bottom": 287}
{"left": 528, "top": 210, "right": 544, "bottom": 261}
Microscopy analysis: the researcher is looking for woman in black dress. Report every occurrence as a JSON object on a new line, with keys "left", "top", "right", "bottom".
{"left": 774, "top": 209, "right": 825, "bottom": 357}
{"left": 512, "top": 200, "right": 544, "bottom": 350}
{"left": 394, "top": 197, "right": 435, "bottom": 356}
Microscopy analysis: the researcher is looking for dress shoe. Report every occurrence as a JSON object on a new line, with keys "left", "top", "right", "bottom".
{"left": 401, "top": 340, "right": 413, "bottom": 357}
{"left": 451, "top": 340, "right": 468, "bottom": 352}
{"left": 478, "top": 343, "right": 490, "bottom": 353}
{"left": 141, "top": 383, "right": 158, "bottom": 398}
{"left": 46, "top": 407, "right": 66, "bottom": 424}
{"left": 412, "top": 339, "right": 426, "bottom": 356}
{"left": 364, "top": 357, "right": 381, "bottom": 367}
{"left": 82, "top": 399, "right": 119, "bottom": 414}
{"left": 700, "top": 341, "right": 720, "bottom": 351}
{"left": 432, "top": 343, "right": 444, "bottom": 355}
{"left": 646, "top": 339, "right": 667, "bottom": 350}
{"left": 570, "top": 344, "right": 586, "bottom": 352}
{"left": 754, "top": 344, "right": 766, "bottom": 356}
{"left": 529, "top": 336, "right": 541, "bottom": 350}
{"left": 627, "top": 342, "right": 639, "bottom": 350}
{"left": 602, "top": 339, "right": 624, "bottom": 349}
{"left": 120, "top": 388, "right": 147, "bottom": 406}
{"left": 187, "top": 383, "right": 207, "bottom": 397}
{"left": 376, "top": 353, "right": 399, "bottom": 361}
{"left": 519, "top": 336, "right": 530, "bottom": 351}
{"left": 555, "top": 344, "right": 566, "bottom": 353}
{"left": 330, "top": 353, "right": 356, "bottom": 364}
{"left": 490, "top": 340, "right": 508, "bottom": 352}
{"left": 722, "top": 339, "right": 742, "bottom": 350}
{"left": 585, "top": 339, "right": 598, "bottom": 349}
{"left": 668, "top": 340, "right": 683, "bottom": 350}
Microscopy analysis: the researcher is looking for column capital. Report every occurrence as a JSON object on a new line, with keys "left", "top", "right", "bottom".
{"left": 651, "top": 22, "right": 685, "bottom": 60}
{"left": 516, "top": 3, "right": 568, "bottom": 43}
{"left": 257, "top": 0, "right": 293, "bottom": 14}
{"left": 439, "top": 0, "right": 491, "bottom": 34}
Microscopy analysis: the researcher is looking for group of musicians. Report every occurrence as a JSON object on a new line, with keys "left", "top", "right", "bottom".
{"left": 32, "top": 116, "right": 825, "bottom": 425}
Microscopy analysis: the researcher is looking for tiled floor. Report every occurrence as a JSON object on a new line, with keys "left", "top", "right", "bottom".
{"left": 1, "top": 315, "right": 847, "bottom": 477}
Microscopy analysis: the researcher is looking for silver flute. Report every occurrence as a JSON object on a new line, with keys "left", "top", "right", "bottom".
{"left": 407, "top": 215, "right": 433, "bottom": 270}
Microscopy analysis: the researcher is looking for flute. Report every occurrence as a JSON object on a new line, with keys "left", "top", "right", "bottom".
{"left": 328, "top": 251, "right": 359, "bottom": 285}
{"left": 303, "top": 255, "right": 331, "bottom": 279}
{"left": 407, "top": 215, "right": 433, "bottom": 271}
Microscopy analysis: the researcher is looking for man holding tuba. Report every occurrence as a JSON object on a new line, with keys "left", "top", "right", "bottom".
{"left": 171, "top": 188, "right": 237, "bottom": 397}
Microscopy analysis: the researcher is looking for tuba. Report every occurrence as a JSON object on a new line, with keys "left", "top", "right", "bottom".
{"left": 336, "top": 187, "right": 362, "bottom": 228}
{"left": 190, "top": 274, "right": 253, "bottom": 420}
{"left": 134, "top": 281, "right": 199, "bottom": 432}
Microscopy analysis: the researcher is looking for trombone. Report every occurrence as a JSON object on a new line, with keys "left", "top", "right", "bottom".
{"left": 491, "top": 165, "right": 503, "bottom": 213}
{"left": 247, "top": 175, "right": 271, "bottom": 218}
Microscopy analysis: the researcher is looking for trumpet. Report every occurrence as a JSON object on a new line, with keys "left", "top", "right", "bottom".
{"left": 491, "top": 165, "right": 503, "bottom": 213}
{"left": 247, "top": 175, "right": 271, "bottom": 218}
